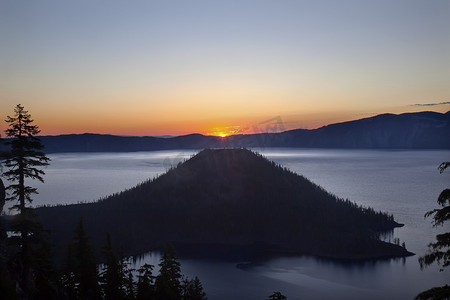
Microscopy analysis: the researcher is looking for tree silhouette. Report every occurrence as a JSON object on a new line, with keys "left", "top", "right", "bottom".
{"left": 101, "top": 233, "right": 125, "bottom": 300}
{"left": 190, "top": 276, "right": 206, "bottom": 300}
{"left": 63, "top": 217, "right": 101, "bottom": 299}
{"left": 136, "top": 263, "right": 155, "bottom": 300}
{"left": 32, "top": 226, "right": 59, "bottom": 299}
{"left": 124, "top": 266, "right": 136, "bottom": 300}
{"left": 1, "top": 104, "right": 54, "bottom": 296}
{"left": 61, "top": 244, "right": 78, "bottom": 300}
{"left": 267, "top": 291, "right": 287, "bottom": 300}
{"left": 415, "top": 285, "right": 450, "bottom": 300}
{"left": 0, "top": 176, "right": 16, "bottom": 298}
{"left": 155, "top": 243, "right": 183, "bottom": 300}
{"left": 0, "top": 176, "right": 5, "bottom": 211}
{"left": 0, "top": 105, "right": 210, "bottom": 299}
{"left": 181, "top": 276, "right": 207, "bottom": 300}
{"left": 416, "top": 161, "right": 450, "bottom": 300}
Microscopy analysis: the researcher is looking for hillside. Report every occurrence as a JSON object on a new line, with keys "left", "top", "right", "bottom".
{"left": 36, "top": 148, "right": 413, "bottom": 261}
{"left": 1, "top": 111, "right": 448, "bottom": 153}
{"left": 279, "top": 111, "right": 450, "bottom": 148}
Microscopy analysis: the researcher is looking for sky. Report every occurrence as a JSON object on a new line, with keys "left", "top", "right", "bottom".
{"left": 1, "top": 0, "right": 449, "bottom": 136}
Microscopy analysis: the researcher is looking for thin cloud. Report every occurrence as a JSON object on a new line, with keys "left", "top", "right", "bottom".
{"left": 411, "top": 101, "right": 450, "bottom": 107}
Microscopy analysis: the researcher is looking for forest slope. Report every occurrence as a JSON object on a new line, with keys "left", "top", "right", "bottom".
{"left": 36, "top": 149, "right": 413, "bottom": 261}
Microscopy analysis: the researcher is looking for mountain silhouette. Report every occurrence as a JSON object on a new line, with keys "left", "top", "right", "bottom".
{"left": 276, "top": 110, "right": 450, "bottom": 148}
{"left": 36, "top": 148, "right": 413, "bottom": 261}
{"left": 1, "top": 111, "right": 446, "bottom": 153}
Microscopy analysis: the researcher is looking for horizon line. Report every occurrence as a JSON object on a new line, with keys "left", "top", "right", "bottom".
{"left": 29, "top": 109, "right": 448, "bottom": 139}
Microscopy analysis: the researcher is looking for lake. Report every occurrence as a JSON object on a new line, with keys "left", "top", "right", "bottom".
{"left": 22, "top": 149, "right": 450, "bottom": 299}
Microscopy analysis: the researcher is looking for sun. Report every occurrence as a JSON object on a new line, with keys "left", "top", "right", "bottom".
{"left": 207, "top": 125, "right": 243, "bottom": 138}
{"left": 207, "top": 127, "right": 232, "bottom": 138}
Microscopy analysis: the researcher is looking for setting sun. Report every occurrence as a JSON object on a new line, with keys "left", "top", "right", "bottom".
{"left": 210, "top": 132, "right": 228, "bottom": 138}
{"left": 207, "top": 126, "right": 234, "bottom": 138}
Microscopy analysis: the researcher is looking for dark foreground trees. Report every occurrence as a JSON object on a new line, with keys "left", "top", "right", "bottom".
{"left": 62, "top": 217, "right": 101, "bottom": 299}
{"left": 60, "top": 218, "right": 207, "bottom": 300}
{"left": 136, "top": 263, "right": 155, "bottom": 300}
{"left": 0, "top": 176, "right": 16, "bottom": 299}
{"left": 182, "top": 276, "right": 207, "bottom": 300}
{"left": 0, "top": 104, "right": 207, "bottom": 300}
{"left": 0, "top": 104, "right": 57, "bottom": 297}
{"left": 267, "top": 291, "right": 287, "bottom": 300}
{"left": 416, "top": 162, "right": 450, "bottom": 300}
{"left": 101, "top": 233, "right": 126, "bottom": 300}
{"left": 155, "top": 243, "right": 183, "bottom": 300}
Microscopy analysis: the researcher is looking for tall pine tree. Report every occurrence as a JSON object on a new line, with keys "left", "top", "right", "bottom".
{"left": 155, "top": 243, "right": 183, "bottom": 300}
{"left": 61, "top": 244, "right": 78, "bottom": 300}
{"left": 136, "top": 263, "right": 155, "bottom": 300}
{"left": 1, "top": 104, "right": 54, "bottom": 296}
{"left": 63, "top": 217, "right": 101, "bottom": 300}
{"left": 181, "top": 276, "right": 207, "bottom": 300}
{"left": 123, "top": 265, "right": 136, "bottom": 300}
{"left": 100, "top": 233, "right": 126, "bottom": 300}
{"left": 416, "top": 161, "right": 450, "bottom": 299}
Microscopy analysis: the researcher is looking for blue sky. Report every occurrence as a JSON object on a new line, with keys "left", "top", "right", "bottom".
{"left": 1, "top": 0, "right": 449, "bottom": 135}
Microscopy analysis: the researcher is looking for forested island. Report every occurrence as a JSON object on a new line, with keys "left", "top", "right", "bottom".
{"left": 37, "top": 148, "right": 413, "bottom": 261}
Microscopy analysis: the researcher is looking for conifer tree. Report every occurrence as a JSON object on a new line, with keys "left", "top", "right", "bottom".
{"left": 1, "top": 104, "right": 53, "bottom": 296}
{"left": 416, "top": 161, "right": 450, "bottom": 299}
{"left": 124, "top": 266, "right": 136, "bottom": 300}
{"left": 136, "top": 263, "right": 155, "bottom": 300}
{"left": 65, "top": 217, "right": 101, "bottom": 299}
{"left": 182, "top": 276, "right": 207, "bottom": 300}
{"left": 181, "top": 277, "right": 191, "bottom": 300}
{"left": 0, "top": 176, "right": 5, "bottom": 212}
{"left": 155, "top": 243, "right": 183, "bottom": 300}
{"left": 267, "top": 291, "right": 287, "bottom": 300}
{"left": 101, "top": 233, "right": 125, "bottom": 300}
{"left": 190, "top": 276, "right": 207, "bottom": 300}
{"left": 31, "top": 223, "right": 60, "bottom": 299}
{"left": 61, "top": 244, "right": 78, "bottom": 300}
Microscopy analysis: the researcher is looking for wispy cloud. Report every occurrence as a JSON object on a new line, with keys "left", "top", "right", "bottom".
{"left": 411, "top": 101, "right": 450, "bottom": 107}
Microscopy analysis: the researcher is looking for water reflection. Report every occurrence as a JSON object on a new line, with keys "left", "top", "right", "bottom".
{"left": 23, "top": 149, "right": 450, "bottom": 299}
{"left": 129, "top": 250, "right": 445, "bottom": 300}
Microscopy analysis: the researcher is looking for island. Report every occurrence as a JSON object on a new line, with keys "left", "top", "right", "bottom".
{"left": 36, "top": 148, "right": 414, "bottom": 261}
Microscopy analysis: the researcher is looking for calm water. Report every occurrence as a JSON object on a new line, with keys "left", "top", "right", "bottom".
{"left": 21, "top": 149, "right": 450, "bottom": 299}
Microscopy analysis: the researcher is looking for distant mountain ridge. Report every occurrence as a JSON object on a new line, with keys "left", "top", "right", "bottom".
{"left": 2, "top": 111, "right": 448, "bottom": 152}
{"left": 276, "top": 110, "right": 450, "bottom": 148}
{"left": 36, "top": 148, "right": 413, "bottom": 261}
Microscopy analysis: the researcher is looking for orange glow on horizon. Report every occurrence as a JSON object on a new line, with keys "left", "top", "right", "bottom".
{"left": 205, "top": 125, "right": 246, "bottom": 138}
{"left": 208, "top": 131, "right": 230, "bottom": 138}
{"left": 2, "top": 104, "right": 448, "bottom": 138}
